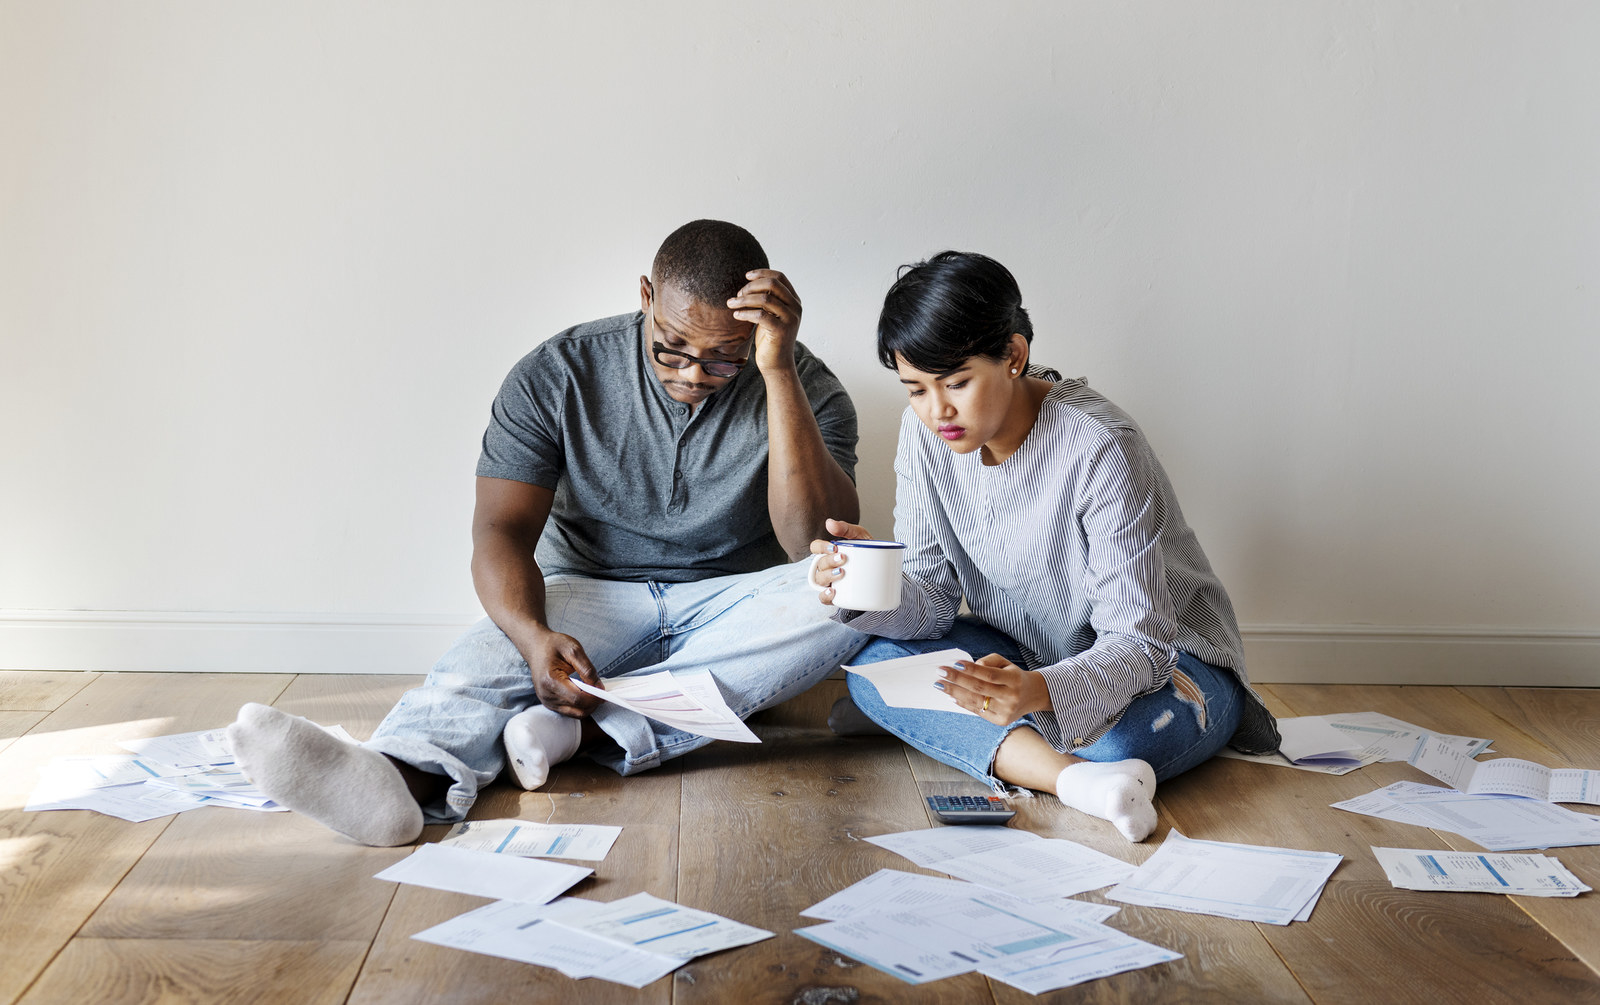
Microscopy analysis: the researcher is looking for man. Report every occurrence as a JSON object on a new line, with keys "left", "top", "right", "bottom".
{"left": 229, "top": 220, "right": 866, "bottom": 846}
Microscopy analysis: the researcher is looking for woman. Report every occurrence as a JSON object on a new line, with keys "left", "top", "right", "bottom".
{"left": 812, "top": 251, "right": 1279, "bottom": 842}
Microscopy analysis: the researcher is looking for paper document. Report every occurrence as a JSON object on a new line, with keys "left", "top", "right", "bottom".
{"left": 796, "top": 891, "right": 1177, "bottom": 987}
{"left": 572, "top": 670, "right": 759, "bottom": 742}
{"left": 1372, "top": 846, "right": 1591, "bottom": 897}
{"left": 801, "top": 868, "right": 1119, "bottom": 924}
{"left": 1276, "top": 717, "right": 1368, "bottom": 766}
{"left": 438, "top": 819, "right": 622, "bottom": 861}
{"left": 1386, "top": 786, "right": 1600, "bottom": 851}
{"left": 29, "top": 720, "right": 360, "bottom": 822}
{"left": 36, "top": 754, "right": 194, "bottom": 788}
{"left": 26, "top": 778, "right": 210, "bottom": 822}
{"left": 1106, "top": 831, "right": 1341, "bottom": 925}
{"left": 146, "top": 767, "right": 278, "bottom": 808}
{"left": 1218, "top": 712, "right": 1492, "bottom": 776}
{"left": 865, "top": 825, "right": 1039, "bottom": 868}
{"left": 549, "top": 891, "right": 772, "bottom": 959}
{"left": 1408, "top": 738, "right": 1600, "bottom": 805}
{"left": 117, "top": 727, "right": 236, "bottom": 767}
{"left": 374, "top": 843, "right": 592, "bottom": 904}
{"left": 1327, "top": 712, "right": 1491, "bottom": 761}
{"left": 843, "top": 648, "right": 978, "bottom": 716}
{"left": 977, "top": 928, "right": 1183, "bottom": 995}
{"left": 1334, "top": 781, "right": 1600, "bottom": 850}
{"left": 934, "top": 838, "right": 1135, "bottom": 900}
{"left": 411, "top": 898, "right": 684, "bottom": 987}
{"left": 1328, "top": 785, "right": 1436, "bottom": 827}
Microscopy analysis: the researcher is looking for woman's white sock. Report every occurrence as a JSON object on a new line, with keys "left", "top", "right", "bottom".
{"left": 502, "top": 705, "right": 582, "bottom": 790}
{"left": 1054, "top": 758, "right": 1158, "bottom": 842}
{"left": 228, "top": 702, "right": 423, "bottom": 847}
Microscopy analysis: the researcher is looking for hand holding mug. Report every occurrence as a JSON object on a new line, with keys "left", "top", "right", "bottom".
{"left": 808, "top": 518, "right": 905, "bottom": 611}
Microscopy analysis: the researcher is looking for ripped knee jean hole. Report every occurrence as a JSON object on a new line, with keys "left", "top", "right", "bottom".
{"left": 1168, "top": 667, "right": 1209, "bottom": 731}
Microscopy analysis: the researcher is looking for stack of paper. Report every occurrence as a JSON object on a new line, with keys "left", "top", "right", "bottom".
{"left": 794, "top": 870, "right": 1177, "bottom": 993}
{"left": 1217, "top": 712, "right": 1491, "bottom": 776}
{"left": 1105, "top": 832, "right": 1341, "bottom": 925}
{"left": 25, "top": 755, "right": 211, "bottom": 822}
{"left": 864, "top": 825, "right": 1134, "bottom": 900}
{"left": 25, "top": 722, "right": 357, "bottom": 822}
{"left": 412, "top": 892, "right": 771, "bottom": 988}
{"left": 1372, "top": 846, "right": 1590, "bottom": 897}
{"left": 1333, "top": 781, "right": 1600, "bottom": 851}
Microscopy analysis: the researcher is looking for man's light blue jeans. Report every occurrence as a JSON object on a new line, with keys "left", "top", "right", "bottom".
{"left": 367, "top": 558, "right": 865, "bottom": 823}
{"left": 846, "top": 617, "right": 1245, "bottom": 790}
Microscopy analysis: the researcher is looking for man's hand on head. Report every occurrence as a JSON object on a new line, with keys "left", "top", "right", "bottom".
{"left": 727, "top": 269, "right": 801, "bottom": 374}
{"left": 525, "top": 629, "right": 602, "bottom": 717}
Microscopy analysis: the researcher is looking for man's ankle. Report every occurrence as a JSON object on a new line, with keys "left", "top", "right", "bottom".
{"left": 384, "top": 754, "right": 446, "bottom": 806}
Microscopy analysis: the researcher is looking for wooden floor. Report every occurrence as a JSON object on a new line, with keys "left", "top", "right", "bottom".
{"left": 1, "top": 671, "right": 1598, "bottom": 1004}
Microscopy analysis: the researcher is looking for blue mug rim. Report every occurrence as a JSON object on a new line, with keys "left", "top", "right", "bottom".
{"left": 835, "top": 540, "right": 906, "bottom": 550}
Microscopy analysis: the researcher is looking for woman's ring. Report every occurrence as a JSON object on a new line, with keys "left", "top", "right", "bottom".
{"left": 982, "top": 697, "right": 990, "bottom": 711}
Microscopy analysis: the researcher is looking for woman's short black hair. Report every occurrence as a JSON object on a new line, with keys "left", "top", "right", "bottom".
{"left": 877, "top": 251, "right": 1033, "bottom": 374}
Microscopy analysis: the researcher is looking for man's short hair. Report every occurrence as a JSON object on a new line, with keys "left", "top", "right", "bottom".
{"left": 652, "top": 220, "right": 769, "bottom": 306}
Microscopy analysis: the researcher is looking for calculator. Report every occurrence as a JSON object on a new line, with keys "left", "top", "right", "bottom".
{"left": 925, "top": 794, "right": 1017, "bottom": 825}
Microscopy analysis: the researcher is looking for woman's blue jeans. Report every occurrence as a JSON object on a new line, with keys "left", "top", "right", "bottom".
{"left": 846, "top": 617, "right": 1245, "bottom": 789}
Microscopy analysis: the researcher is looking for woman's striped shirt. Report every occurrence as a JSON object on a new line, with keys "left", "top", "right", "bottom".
{"left": 838, "top": 377, "right": 1280, "bottom": 756}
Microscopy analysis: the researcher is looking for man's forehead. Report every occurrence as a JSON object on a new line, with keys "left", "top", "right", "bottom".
{"left": 653, "top": 282, "right": 751, "bottom": 346}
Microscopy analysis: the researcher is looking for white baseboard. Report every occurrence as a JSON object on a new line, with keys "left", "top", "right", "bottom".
{"left": 1241, "top": 624, "right": 1600, "bottom": 686}
{"left": 1, "top": 611, "right": 1597, "bottom": 686}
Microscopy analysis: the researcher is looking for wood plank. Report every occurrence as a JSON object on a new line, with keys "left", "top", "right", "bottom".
{"left": 906, "top": 745, "right": 1313, "bottom": 1003}
{"left": 1261, "top": 879, "right": 1596, "bottom": 1003}
{"left": 0, "top": 672, "right": 293, "bottom": 1005}
{"left": 1269, "top": 683, "right": 1600, "bottom": 983}
{"left": 78, "top": 804, "right": 412, "bottom": 941}
{"left": 674, "top": 681, "right": 996, "bottom": 1005}
{"left": 1460, "top": 686, "right": 1600, "bottom": 765}
{"left": 0, "top": 711, "right": 47, "bottom": 756}
{"left": 0, "top": 671, "right": 99, "bottom": 711}
{"left": 270, "top": 673, "right": 424, "bottom": 741}
{"left": 18, "top": 938, "right": 367, "bottom": 1005}
{"left": 348, "top": 747, "right": 683, "bottom": 1004}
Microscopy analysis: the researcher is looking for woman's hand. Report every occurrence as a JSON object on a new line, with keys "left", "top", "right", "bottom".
{"left": 807, "top": 518, "right": 874, "bottom": 604}
{"left": 937, "top": 653, "right": 1051, "bottom": 724}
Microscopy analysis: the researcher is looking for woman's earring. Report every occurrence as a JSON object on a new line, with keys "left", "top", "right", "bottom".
{"left": 1010, "top": 368, "right": 1019, "bottom": 375}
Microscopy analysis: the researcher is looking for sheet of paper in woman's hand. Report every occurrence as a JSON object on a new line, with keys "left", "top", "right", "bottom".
{"left": 844, "top": 648, "right": 978, "bottom": 716}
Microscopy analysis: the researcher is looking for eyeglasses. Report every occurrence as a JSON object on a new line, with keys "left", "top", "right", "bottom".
{"left": 651, "top": 341, "right": 747, "bottom": 378}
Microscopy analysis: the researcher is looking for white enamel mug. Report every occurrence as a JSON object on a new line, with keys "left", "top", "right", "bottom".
{"left": 811, "top": 540, "right": 907, "bottom": 611}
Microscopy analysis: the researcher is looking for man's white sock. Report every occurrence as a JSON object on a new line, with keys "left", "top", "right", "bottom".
{"left": 1054, "top": 758, "right": 1158, "bottom": 842}
{"left": 502, "top": 705, "right": 582, "bottom": 790}
{"left": 228, "top": 702, "right": 423, "bottom": 847}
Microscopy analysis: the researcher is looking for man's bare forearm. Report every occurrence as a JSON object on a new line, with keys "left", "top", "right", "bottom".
{"left": 470, "top": 527, "right": 555, "bottom": 660}
{"left": 764, "top": 366, "right": 859, "bottom": 558}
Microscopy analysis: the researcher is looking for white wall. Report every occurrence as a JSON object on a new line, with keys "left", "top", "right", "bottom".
{"left": 3, "top": 1, "right": 1597, "bottom": 682}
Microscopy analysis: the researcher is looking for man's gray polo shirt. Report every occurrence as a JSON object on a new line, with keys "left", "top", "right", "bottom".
{"left": 476, "top": 311, "right": 858, "bottom": 583}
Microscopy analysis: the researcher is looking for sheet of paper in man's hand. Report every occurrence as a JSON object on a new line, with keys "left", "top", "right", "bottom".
{"left": 572, "top": 670, "right": 759, "bottom": 743}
